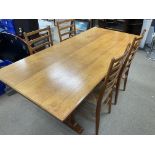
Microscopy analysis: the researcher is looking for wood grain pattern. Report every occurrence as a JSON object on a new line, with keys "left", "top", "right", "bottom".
{"left": 0, "top": 27, "right": 138, "bottom": 121}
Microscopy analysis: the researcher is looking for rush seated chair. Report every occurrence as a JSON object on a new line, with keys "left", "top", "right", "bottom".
{"left": 114, "top": 29, "right": 146, "bottom": 105}
{"left": 78, "top": 45, "right": 130, "bottom": 134}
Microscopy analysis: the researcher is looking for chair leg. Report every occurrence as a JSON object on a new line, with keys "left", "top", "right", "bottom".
{"left": 95, "top": 113, "right": 100, "bottom": 135}
{"left": 122, "top": 71, "right": 129, "bottom": 91}
{"left": 96, "top": 102, "right": 101, "bottom": 135}
{"left": 108, "top": 92, "right": 113, "bottom": 113}
{"left": 114, "top": 78, "right": 121, "bottom": 105}
{"left": 123, "top": 76, "right": 128, "bottom": 91}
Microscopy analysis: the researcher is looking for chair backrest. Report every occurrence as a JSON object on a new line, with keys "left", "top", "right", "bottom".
{"left": 57, "top": 19, "right": 76, "bottom": 42}
{"left": 123, "top": 31, "right": 146, "bottom": 72}
{"left": 120, "top": 29, "right": 146, "bottom": 74}
{"left": 105, "top": 49, "right": 130, "bottom": 91}
{"left": 97, "top": 46, "right": 130, "bottom": 103}
{"left": 23, "top": 26, "right": 53, "bottom": 55}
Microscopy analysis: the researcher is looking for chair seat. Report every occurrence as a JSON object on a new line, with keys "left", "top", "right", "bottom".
{"left": 78, "top": 83, "right": 112, "bottom": 121}
{"left": 85, "top": 84, "right": 112, "bottom": 105}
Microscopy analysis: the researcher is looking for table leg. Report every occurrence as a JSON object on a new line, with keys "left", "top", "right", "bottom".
{"left": 64, "top": 114, "right": 84, "bottom": 134}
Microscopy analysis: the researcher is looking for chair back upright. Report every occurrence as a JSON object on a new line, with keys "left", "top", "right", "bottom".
{"left": 57, "top": 19, "right": 76, "bottom": 42}
{"left": 24, "top": 26, "right": 53, "bottom": 55}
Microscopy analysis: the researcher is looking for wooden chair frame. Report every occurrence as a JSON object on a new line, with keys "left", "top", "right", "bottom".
{"left": 57, "top": 19, "right": 76, "bottom": 42}
{"left": 79, "top": 45, "right": 129, "bottom": 134}
{"left": 79, "top": 50, "right": 129, "bottom": 135}
{"left": 24, "top": 26, "right": 53, "bottom": 55}
{"left": 95, "top": 52, "right": 128, "bottom": 134}
{"left": 114, "top": 29, "right": 146, "bottom": 105}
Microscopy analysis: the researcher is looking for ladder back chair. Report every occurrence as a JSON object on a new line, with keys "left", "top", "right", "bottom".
{"left": 80, "top": 51, "right": 127, "bottom": 135}
{"left": 114, "top": 29, "right": 146, "bottom": 105}
{"left": 23, "top": 26, "right": 53, "bottom": 55}
{"left": 57, "top": 19, "right": 76, "bottom": 42}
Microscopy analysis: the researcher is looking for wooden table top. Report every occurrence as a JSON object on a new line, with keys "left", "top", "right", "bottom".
{"left": 0, "top": 27, "right": 138, "bottom": 121}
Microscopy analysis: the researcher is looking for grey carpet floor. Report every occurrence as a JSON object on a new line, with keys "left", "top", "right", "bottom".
{"left": 0, "top": 50, "right": 155, "bottom": 135}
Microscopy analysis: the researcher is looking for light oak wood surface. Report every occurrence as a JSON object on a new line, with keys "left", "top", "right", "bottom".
{"left": 0, "top": 27, "right": 138, "bottom": 121}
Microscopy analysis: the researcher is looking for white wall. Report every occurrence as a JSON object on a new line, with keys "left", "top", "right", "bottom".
{"left": 140, "top": 19, "right": 153, "bottom": 48}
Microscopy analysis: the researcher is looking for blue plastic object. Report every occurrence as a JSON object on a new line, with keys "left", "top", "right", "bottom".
{"left": 0, "top": 60, "right": 12, "bottom": 95}
{"left": 0, "top": 19, "right": 16, "bottom": 34}
{"left": 75, "top": 20, "right": 89, "bottom": 34}
{"left": 5, "top": 26, "right": 16, "bottom": 34}
{"left": 0, "top": 60, "right": 12, "bottom": 67}
{"left": 0, "top": 82, "right": 5, "bottom": 95}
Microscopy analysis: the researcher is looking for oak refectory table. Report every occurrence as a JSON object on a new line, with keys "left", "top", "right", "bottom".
{"left": 0, "top": 27, "right": 137, "bottom": 134}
